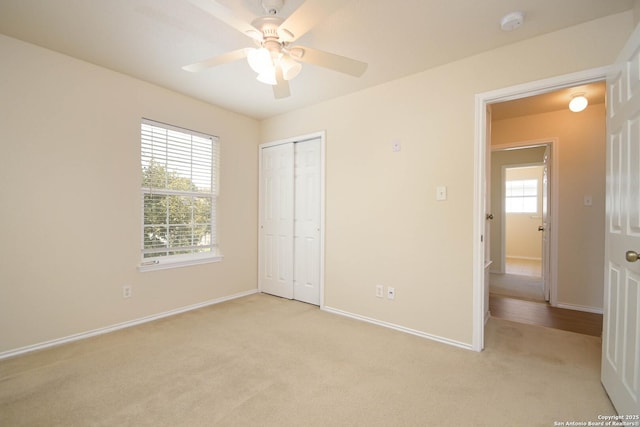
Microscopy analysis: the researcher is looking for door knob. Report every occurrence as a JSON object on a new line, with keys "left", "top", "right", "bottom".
{"left": 626, "top": 250, "right": 640, "bottom": 262}
{"left": 538, "top": 226, "right": 545, "bottom": 231}
{"left": 486, "top": 213, "right": 494, "bottom": 220}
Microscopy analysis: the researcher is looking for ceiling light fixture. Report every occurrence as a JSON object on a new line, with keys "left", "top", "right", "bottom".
{"left": 246, "top": 46, "right": 303, "bottom": 85}
{"left": 257, "top": 68, "right": 277, "bottom": 85}
{"left": 183, "top": 0, "right": 368, "bottom": 99}
{"left": 569, "top": 94, "right": 588, "bottom": 112}
{"left": 247, "top": 48, "right": 273, "bottom": 75}
{"left": 279, "top": 55, "right": 302, "bottom": 80}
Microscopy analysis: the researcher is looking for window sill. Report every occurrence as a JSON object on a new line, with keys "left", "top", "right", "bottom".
{"left": 137, "top": 253, "right": 223, "bottom": 272}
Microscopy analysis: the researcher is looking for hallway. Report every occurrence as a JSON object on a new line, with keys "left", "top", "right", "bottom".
{"left": 489, "top": 258, "right": 544, "bottom": 301}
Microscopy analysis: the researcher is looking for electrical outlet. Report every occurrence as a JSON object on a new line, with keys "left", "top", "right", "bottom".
{"left": 376, "top": 285, "right": 384, "bottom": 298}
{"left": 387, "top": 287, "right": 395, "bottom": 300}
{"left": 123, "top": 285, "right": 132, "bottom": 299}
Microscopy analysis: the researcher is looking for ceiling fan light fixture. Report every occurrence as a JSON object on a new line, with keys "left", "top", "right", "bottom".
{"left": 185, "top": 0, "right": 369, "bottom": 98}
{"left": 280, "top": 56, "right": 302, "bottom": 80}
{"left": 257, "top": 68, "right": 277, "bottom": 85}
{"left": 247, "top": 48, "right": 273, "bottom": 74}
{"left": 569, "top": 94, "right": 588, "bottom": 112}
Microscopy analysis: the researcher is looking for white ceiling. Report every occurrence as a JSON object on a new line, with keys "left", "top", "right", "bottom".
{"left": 0, "top": 0, "right": 632, "bottom": 120}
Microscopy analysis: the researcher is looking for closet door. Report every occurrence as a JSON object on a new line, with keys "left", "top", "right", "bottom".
{"left": 293, "top": 138, "right": 321, "bottom": 305}
{"left": 259, "top": 143, "right": 294, "bottom": 299}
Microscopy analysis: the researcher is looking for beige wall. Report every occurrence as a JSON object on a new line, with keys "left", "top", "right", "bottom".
{"left": 490, "top": 147, "right": 546, "bottom": 273}
{"left": 492, "top": 105, "right": 606, "bottom": 311}
{"left": 0, "top": 35, "right": 260, "bottom": 353}
{"left": 261, "top": 13, "right": 631, "bottom": 344}
{"left": 0, "top": 11, "right": 632, "bottom": 354}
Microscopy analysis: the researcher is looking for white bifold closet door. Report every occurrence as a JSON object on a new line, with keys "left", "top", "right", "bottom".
{"left": 259, "top": 138, "right": 321, "bottom": 305}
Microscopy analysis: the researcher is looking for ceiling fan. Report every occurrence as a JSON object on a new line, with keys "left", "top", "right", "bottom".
{"left": 183, "top": 0, "right": 368, "bottom": 99}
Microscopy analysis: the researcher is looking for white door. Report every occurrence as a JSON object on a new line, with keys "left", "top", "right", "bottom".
{"left": 259, "top": 138, "right": 322, "bottom": 305}
{"left": 293, "top": 139, "right": 321, "bottom": 305}
{"left": 541, "top": 146, "right": 551, "bottom": 302}
{"left": 259, "top": 143, "right": 294, "bottom": 299}
{"left": 602, "top": 23, "right": 640, "bottom": 415}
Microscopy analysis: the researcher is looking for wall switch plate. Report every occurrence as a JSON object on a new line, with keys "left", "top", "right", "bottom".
{"left": 584, "top": 195, "right": 592, "bottom": 206}
{"left": 123, "top": 285, "right": 132, "bottom": 299}
{"left": 392, "top": 141, "right": 401, "bottom": 152}
{"left": 436, "top": 186, "right": 447, "bottom": 201}
{"left": 376, "top": 285, "right": 384, "bottom": 298}
{"left": 387, "top": 287, "right": 395, "bottom": 300}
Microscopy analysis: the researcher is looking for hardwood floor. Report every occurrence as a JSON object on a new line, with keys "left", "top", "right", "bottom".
{"left": 489, "top": 294, "right": 603, "bottom": 337}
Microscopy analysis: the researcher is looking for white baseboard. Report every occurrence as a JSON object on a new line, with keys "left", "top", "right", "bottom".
{"left": 555, "top": 302, "right": 603, "bottom": 314}
{"left": 322, "top": 306, "right": 472, "bottom": 351}
{"left": 506, "top": 256, "right": 542, "bottom": 261}
{"left": 0, "top": 289, "right": 258, "bottom": 360}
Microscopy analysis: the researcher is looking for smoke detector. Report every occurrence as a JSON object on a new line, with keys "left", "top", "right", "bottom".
{"left": 501, "top": 11, "right": 524, "bottom": 32}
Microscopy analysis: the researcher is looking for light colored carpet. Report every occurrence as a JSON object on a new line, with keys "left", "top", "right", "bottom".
{"left": 490, "top": 272, "right": 545, "bottom": 301}
{"left": 0, "top": 293, "right": 614, "bottom": 426}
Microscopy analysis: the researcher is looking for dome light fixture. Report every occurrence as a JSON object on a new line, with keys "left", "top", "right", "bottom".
{"left": 569, "top": 94, "right": 588, "bottom": 112}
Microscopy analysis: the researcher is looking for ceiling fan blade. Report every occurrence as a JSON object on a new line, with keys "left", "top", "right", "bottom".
{"left": 294, "top": 46, "right": 367, "bottom": 77}
{"left": 273, "top": 65, "right": 291, "bottom": 99}
{"left": 279, "top": 0, "right": 344, "bottom": 42}
{"left": 182, "top": 48, "right": 248, "bottom": 72}
{"left": 188, "top": 0, "right": 258, "bottom": 39}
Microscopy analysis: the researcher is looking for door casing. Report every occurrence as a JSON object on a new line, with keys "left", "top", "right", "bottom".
{"left": 492, "top": 141, "right": 556, "bottom": 306}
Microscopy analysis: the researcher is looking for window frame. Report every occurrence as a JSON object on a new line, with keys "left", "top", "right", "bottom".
{"left": 504, "top": 178, "right": 539, "bottom": 214}
{"left": 138, "top": 119, "right": 222, "bottom": 272}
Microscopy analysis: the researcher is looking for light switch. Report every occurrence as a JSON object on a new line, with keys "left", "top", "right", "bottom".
{"left": 584, "top": 195, "right": 592, "bottom": 206}
{"left": 392, "top": 141, "right": 401, "bottom": 152}
{"left": 436, "top": 186, "right": 447, "bottom": 201}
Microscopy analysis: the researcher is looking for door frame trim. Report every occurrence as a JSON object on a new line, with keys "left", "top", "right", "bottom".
{"left": 492, "top": 140, "right": 558, "bottom": 306}
{"left": 472, "top": 66, "right": 610, "bottom": 352}
{"left": 258, "top": 131, "right": 326, "bottom": 308}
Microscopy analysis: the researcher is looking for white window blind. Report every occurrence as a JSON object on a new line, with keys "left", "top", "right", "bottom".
{"left": 140, "top": 119, "right": 219, "bottom": 266}
{"left": 505, "top": 179, "right": 538, "bottom": 213}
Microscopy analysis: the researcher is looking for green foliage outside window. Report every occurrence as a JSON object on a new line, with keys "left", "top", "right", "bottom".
{"left": 142, "top": 161, "right": 212, "bottom": 257}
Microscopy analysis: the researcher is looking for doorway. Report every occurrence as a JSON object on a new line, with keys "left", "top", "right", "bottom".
{"left": 472, "top": 67, "right": 609, "bottom": 351}
{"left": 490, "top": 156, "right": 548, "bottom": 303}
{"left": 486, "top": 98, "right": 607, "bottom": 338}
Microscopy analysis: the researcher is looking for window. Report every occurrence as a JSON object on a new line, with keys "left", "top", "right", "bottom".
{"left": 505, "top": 179, "right": 537, "bottom": 213}
{"left": 139, "top": 119, "right": 220, "bottom": 271}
